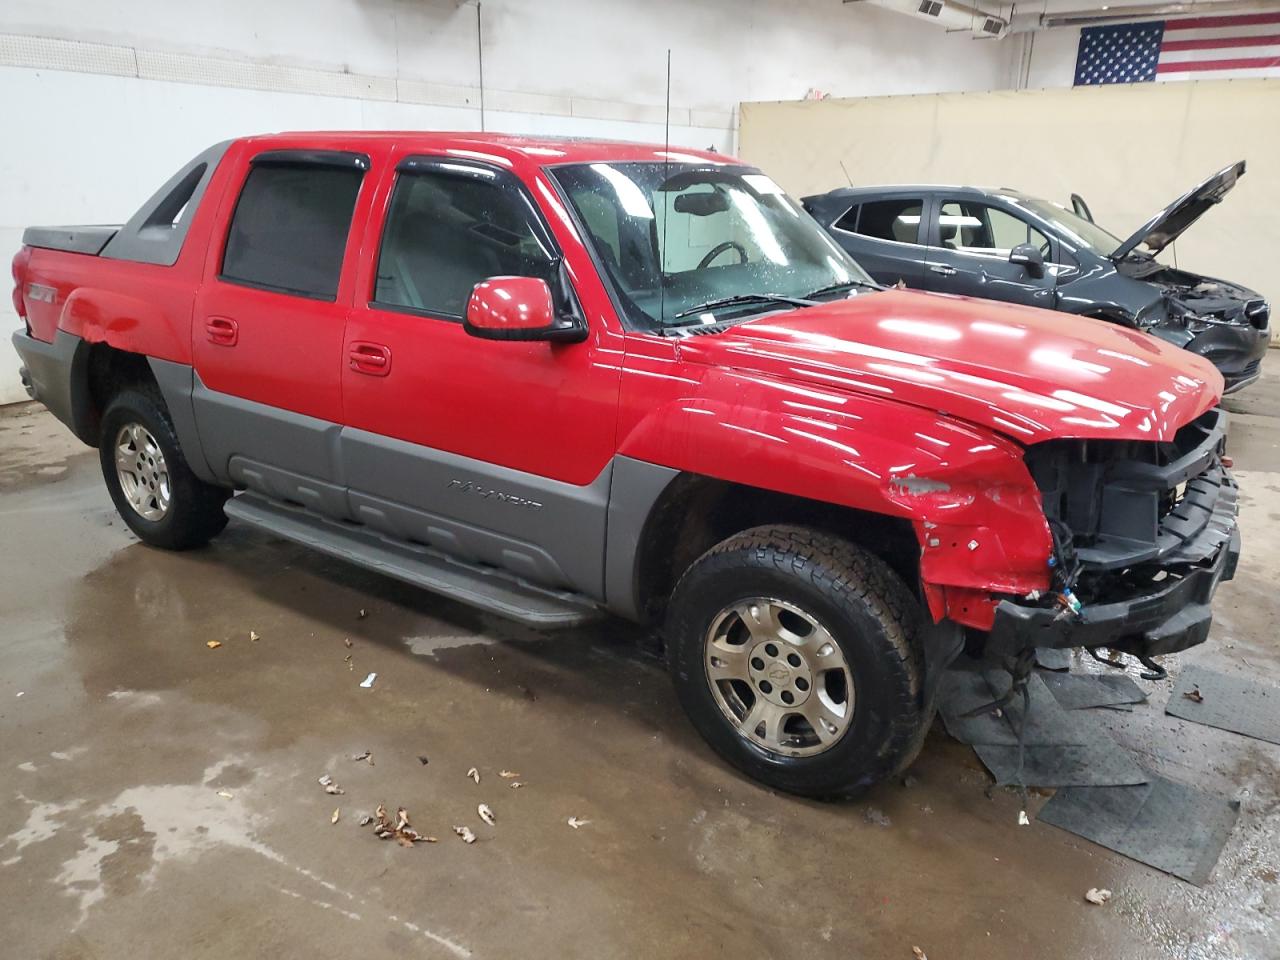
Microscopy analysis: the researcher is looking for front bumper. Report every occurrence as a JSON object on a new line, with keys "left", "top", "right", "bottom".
{"left": 1186, "top": 317, "right": 1269, "bottom": 393}
{"left": 987, "top": 408, "right": 1240, "bottom": 659}
{"left": 986, "top": 526, "right": 1239, "bottom": 658}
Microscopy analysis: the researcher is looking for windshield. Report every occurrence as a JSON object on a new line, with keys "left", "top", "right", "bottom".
{"left": 551, "top": 162, "right": 872, "bottom": 328}
{"left": 1004, "top": 195, "right": 1124, "bottom": 258}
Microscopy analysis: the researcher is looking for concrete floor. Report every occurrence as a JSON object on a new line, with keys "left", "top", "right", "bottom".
{"left": 1, "top": 374, "right": 1278, "bottom": 960}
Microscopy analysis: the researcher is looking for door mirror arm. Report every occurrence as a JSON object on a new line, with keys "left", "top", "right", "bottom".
{"left": 1009, "top": 243, "right": 1046, "bottom": 279}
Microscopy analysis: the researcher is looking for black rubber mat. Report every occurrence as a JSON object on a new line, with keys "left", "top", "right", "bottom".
{"left": 1166, "top": 665, "right": 1280, "bottom": 745}
{"left": 974, "top": 742, "right": 1147, "bottom": 787}
{"left": 1033, "top": 647, "right": 1072, "bottom": 671}
{"left": 939, "top": 669, "right": 1150, "bottom": 787}
{"left": 1037, "top": 775, "right": 1240, "bottom": 886}
{"left": 1041, "top": 671, "right": 1147, "bottom": 711}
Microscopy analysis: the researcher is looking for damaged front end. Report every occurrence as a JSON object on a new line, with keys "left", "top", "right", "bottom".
{"left": 1132, "top": 264, "right": 1271, "bottom": 393}
{"left": 987, "top": 407, "right": 1239, "bottom": 659}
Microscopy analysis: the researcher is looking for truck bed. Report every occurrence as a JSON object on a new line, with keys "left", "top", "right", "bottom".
{"left": 22, "top": 225, "right": 121, "bottom": 256}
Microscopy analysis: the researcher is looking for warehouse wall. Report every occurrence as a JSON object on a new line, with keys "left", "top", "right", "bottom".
{"left": 739, "top": 79, "right": 1279, "bottom": 321}
{"left": 0, "top": 0, "right": 1016, "bottom": 403}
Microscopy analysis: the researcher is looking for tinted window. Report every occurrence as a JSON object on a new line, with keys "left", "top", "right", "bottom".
{"left": 853, "top": 198, "right": 922, "bottom": 244}
{"left": 939, "top": 200, "right": 1049, "bottom": 258}
{"left": 833, "top": 204, "right": 860, "bottom": 232}
{"left": 222, "top": 162, "right": 364, "bottom": 299}
{"left": 375, "top": 169, "right": 556, "bottom": 317}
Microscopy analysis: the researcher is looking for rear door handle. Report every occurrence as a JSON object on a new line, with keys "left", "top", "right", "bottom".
{"left": 205, "top": 315, "right": 238, "bottom": 346}
{"left": 929, "top": 264, "right": 957, "bottom": 277}
{"left": 349, "top": 341, "right": 392, "bottom": 377}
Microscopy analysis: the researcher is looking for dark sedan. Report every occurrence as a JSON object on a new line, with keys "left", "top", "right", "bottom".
{"left": 803, "top": 162, "right": 1269, "bottom": 392}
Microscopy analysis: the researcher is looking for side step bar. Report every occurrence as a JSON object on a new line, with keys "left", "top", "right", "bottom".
{"left": 224, "top": 493, "right": 603, "bottom": 628}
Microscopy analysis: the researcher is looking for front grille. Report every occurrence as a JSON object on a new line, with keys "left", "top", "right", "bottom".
{"left": 1024, "top": 408, "right": 1231, "bottom": 577}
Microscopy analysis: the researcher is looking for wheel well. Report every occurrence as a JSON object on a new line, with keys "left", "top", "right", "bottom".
{"left": 77, "top": 343, "right": 158, "bottom": 445}
{"left": 633, "top": 474, "right": 920, "bottom": 623}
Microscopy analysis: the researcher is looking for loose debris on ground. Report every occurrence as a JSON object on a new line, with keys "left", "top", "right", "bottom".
{"left": 499, "top": 770, "right": 520, "bottom": 779}
{"left": 453, "top": 825, "right": 477, "bottom": 844}
{"left": 250, "top": 630, "right": 260, "bottom": 642}
{"left": 1085, "top": 888, "right": 1112, "bottom": 905}
{"left": 466, "top": 767, "right": 480, "bottom": 783}
{"left": 318, "top": 774, "right": 344, "bottom": 795}
{"left": 367, "top": 804, "right": 436, "bottom": 846}
{"left": 567, "top": 817, "right": 590, "bottom": 829}
{"left": 912, "top": 947, "right": 928, "bottom": 960}
{"left": 206, "top": 640, "right": 222, "bottom": 649}
{"left": 360, "top": 672, "right": 377, "bottom": 689}
{"left": 331, "top": 807, "right": 340, "bottom": 824}
{"left": 478, "top": 804, "right": 495, "bottom": 826}
{"left": 1183, "top": 686, "right": 1205, "bottom": 704}
{"left": 351, "top": 750, "right": 374, "bottom": 765}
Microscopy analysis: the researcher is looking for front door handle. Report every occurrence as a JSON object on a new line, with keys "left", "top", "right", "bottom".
{"left": 929, "top": 264, "right": 957, "bottom": 277}
{"left": 205, "top": 315, "right": 238, "bottom": 346}
{"left": 349, "top": 341, "right": 392, "bottom": 377}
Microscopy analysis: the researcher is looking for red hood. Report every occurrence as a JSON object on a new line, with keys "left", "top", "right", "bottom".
{"left": 677, "top": 290, "right": 1222, "bottom": 444}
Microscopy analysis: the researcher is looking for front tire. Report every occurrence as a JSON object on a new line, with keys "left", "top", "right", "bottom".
{"left": 665, "top": 525, "right": 926, "bottom": 799}
{"left": 99, "top": 387, "right": 229, "bottom": 550}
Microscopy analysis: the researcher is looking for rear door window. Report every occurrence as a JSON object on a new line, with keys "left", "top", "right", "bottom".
{"left": 221, "top": 157, "right": 365, "bottom": 300}
{"left": 847, "top": 198, "right": 923, "bottom": 244}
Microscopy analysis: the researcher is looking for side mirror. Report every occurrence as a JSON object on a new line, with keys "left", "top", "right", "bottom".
{"left": 1009, "top": 243, "right": 1046, "bottom": 279}
{"left": 463, "top": 276, "right": 586, "bottom": 343}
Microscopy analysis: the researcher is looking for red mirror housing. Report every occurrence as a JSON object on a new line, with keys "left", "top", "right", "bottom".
{"left": 463, "top": 276, "right": 585, "bottom": 342}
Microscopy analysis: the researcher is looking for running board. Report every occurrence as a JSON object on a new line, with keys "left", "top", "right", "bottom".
{"left": 224, "top": 493, "right": 603, "bottom": 628}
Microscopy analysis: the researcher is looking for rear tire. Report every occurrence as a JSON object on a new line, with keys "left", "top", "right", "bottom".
{"left": 665, "top": 525, "right": 926, "bottom": 799}
{"left": 99, "top": 387, "right": 229, "bottom": 550}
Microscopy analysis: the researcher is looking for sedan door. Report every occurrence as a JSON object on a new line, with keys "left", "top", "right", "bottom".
{"left": 826, "top": 195, "right": 928, "bottom": 288}
{"left": 920, "top": 196, "right": 1057, "bottom": 310}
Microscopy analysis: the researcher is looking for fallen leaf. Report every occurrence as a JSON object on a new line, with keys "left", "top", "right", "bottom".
{"left": 318, "top": 774, "right": 334, "bottom": 786}
{"left": 358, "top": 815, "right": 373, "bottom": 827}
{"left": 357, "top": 609, "right": 367, "bottom": 620}
{"left": 453, "top": 825, "right": 476, "bottom": 844}
{"left": 1183, "top": 687, "right": 1205, "bottom": 704}
{"left": 478, "top": 803, "right": 495, "bottom": 826}
{"left": 1085, "top": 888, "right": 1112, "bottom": 905}
{"left": 319, "top": 774, "right": 345, "bottom": 795}
{"left": 352, "top": 750, "right": 373, "bottom": 765}
{"left": 912, "top": 948, "right": 927, "bottom": 960}
{"left": 1018, "top": 810, "right": 1030, "bottom": 826}
{"left": 216, "top": 790, "right": 234, "bottom": 799}
{"left": 418, "top": 755, "right": 430, "bottom": 766}
{"left": 499, "top": 770, "right": 520, "bottom": 779}
{"left": 360, "top": 672, "right": 377, "bottom": 689}
{"left": 331, "top": 807, "right": 341, "bottom": 824}
{"left": 466, "top": 767, "right": 480, "bottom": 784}
{"left": 344, "top": 637, "right": 353, "bottom": 648}
{"left": 567, "top": 816, "right": 591, "bottom": 829}
{"left": 249, "top": 630, "right": 260, "bottom": 642}
{"left": 510, "top": 782, "right": 523, "bottom": 790}
{"left": 206, "top": 640, "right": 222, "bottom": 649}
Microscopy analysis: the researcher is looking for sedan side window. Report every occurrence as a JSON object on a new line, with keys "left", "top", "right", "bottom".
{"left": 848, "top": 198, "right": 923, "bottom": 245}
{"left": 374, "top": 167, "right": 556, "bottom": 318}
{"left": 939, "top": 201, "right": 1050, "bottom": 259}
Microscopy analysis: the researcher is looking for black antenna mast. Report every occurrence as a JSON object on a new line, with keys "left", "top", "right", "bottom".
{"left": 659, "top": 48, "right": 672, "bottom": 326}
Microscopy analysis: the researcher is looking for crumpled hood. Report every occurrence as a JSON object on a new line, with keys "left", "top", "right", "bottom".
{"left": 1111, "top": 160, "right": 1245, "bottom": 261}
{"left": 676, "top": 289, "right": 1222, "bottom": 444}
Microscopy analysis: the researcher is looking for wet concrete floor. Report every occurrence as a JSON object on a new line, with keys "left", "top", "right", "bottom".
{"left": 1, "top": 374, "right": 1278, "bottom": 959}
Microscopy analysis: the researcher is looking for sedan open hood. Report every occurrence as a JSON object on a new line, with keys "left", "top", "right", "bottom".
{"left": 677, "top": 290, "right": 1222, "bottom": 445}
{"left": 1110, "top": 160, "right": 1245, "bottom": 261}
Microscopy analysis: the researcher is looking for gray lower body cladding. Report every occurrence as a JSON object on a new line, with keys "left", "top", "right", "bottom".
{"left": 11, "top": 329, "right": 91, "bottom": 442}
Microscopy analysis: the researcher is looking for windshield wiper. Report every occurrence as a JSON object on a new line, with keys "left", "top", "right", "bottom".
{"left": 803, "top": 279, "right": 880, "bottom": 299}
{"left": 671, "top": 293, "right": 815, "bottom": 321}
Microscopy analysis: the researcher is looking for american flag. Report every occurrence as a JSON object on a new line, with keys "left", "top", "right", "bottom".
{"left": 1074, "top": 11, "right": 1280, "bottom": 85}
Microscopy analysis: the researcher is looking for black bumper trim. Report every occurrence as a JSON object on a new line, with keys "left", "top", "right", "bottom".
{"left": 10, "top": 329, "right": 93, "bottom": 444}
{"left": 985, "top": 525, "right": 1239, "bottom": 659}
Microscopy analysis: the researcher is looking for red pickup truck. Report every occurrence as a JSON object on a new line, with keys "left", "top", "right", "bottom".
{"left": 11, "top": 132, "right": 1240, "bottom": 797}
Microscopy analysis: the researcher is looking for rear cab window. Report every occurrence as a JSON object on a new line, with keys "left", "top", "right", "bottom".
{"left": 841, "top": 198, "right": 923, "bottom": 245}
{"left": 220, "top": 151, "right": 368, "bottom": 300}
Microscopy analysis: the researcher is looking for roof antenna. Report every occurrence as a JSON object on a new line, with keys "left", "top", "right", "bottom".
{"left": 839, "top": 159, "right": 854, "bottom": 187}
{"left": 476, "top": 2, "right": 486, "bottom": 132}
{"left": 659, "top": 48, "right": 672, "bottom": 326}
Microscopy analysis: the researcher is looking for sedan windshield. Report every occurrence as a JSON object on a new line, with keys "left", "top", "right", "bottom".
{"left": 551, "top": 162, "right": 872, "bottom": 328}
{"left": 1006, "top": 195, "right": 1125, "bottom": 258}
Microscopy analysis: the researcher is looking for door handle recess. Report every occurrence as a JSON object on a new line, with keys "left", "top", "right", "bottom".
{"left": 349, "top": 341, "right": 392, "bottom": 376}
{"left": 929, "top": 264, "right": 957, "bottom": 276}
{"left": 205, "top": 315, "right": 238, "bottom": 346}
